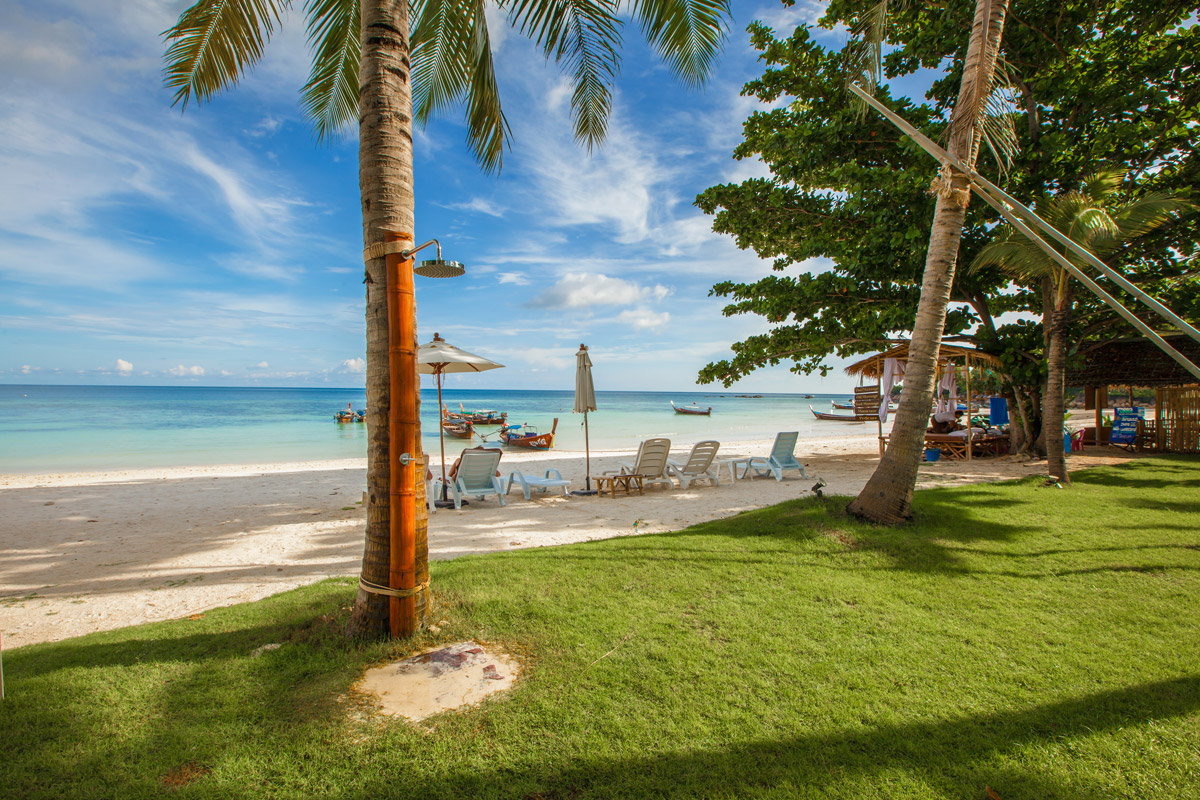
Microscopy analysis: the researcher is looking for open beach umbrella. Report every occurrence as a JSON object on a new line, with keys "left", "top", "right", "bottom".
{"left": 573, "top": 344, "right": 597, "bottom": 493}
{"left": 418, "top": 333, "right": 504, "bottom": 504}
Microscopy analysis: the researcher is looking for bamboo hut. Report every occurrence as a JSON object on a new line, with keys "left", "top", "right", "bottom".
{"left": 1068, "top": 335, "right": 1200, "bottom": 453}
{"left": 845, "top": 343, "right": 1003, "bottom": 459}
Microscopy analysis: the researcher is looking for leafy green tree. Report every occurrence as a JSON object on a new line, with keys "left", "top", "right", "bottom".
{"left": 971, "top": 170, "right": 1195, "bottom": 483}
{"left": 163, "top": 0, "right": 730, "bottom": 637}
{"left": 697, "top": 1, "right": 1198, "bottom": 514}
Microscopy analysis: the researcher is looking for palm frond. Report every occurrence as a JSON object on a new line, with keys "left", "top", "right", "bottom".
{"left": 970, "top": 237, "right": 1058, "bottom": 282}
{"left": 627, "top": 0, "right": 730, "bottom": 88}
{"left": 503, "top": 0, "right": 622, "bottom": 150}
{"left": 973, "top": 58, "right": 1020, "bottom": 174}
{"left": 1111, "top": 193, "right": 1198, "bottom": 240}
{"left": 300, "top": 0, "right": 359, "bottom": 142}
{"left": 163, "top": 0, "right": 291, "bottom": 108}
{"left": 844, "top": 0, "right": 891, "bottom": 100}
{"left": 1080, "top": 167, "right": 1126, "bottom": 202}
{"left": 460, "top": 2, "right": 511, "bottom": 172}
{"left": 412, "top": 0, "right": 474, "bottom": 122}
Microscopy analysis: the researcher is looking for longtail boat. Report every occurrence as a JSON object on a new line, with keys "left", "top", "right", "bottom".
{"left": 832, "top": 400, "right": 854, "bottom": 410}
{"left": 809, "top": 405, "right": 865, "bottom": 422}
{"left": 671, "top": 401, "right": 712, "bottom": 416}
{"left": 499, "top": 418, "right": 557, "bottom": 449}
{"left": 442, "top": 419, "right": 474, "bottom": 439}
{"left": 446, "top": 404, "right": 507, "bottom": 425}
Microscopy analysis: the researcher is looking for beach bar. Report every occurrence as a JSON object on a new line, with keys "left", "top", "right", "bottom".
{"left": 847, "top": 343, "right": 1003, "bottom": 460}
{"left": 1069, "top": 335, "right": 1200, "bottom": 454}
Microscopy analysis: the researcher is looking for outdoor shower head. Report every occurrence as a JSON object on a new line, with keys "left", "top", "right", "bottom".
{"left": 414, "top": 259, "right": 465, "bottom": 278}
{"left": 404, "top": 238, "right": 465, "bottom": 278}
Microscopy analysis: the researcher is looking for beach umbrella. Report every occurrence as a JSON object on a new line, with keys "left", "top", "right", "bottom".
{"left": 418, "top": 333, "right": 504, "bottom": 505}
{"left": 573, "top": 344, "right": 597, "bottom": 494}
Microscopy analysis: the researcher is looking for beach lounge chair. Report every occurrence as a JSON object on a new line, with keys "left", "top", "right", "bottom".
{"left": 603, "top": 437, "right": 674, "bottom": 490}
{"left": 744, "top": 432, "right": 805, "bottom": 481}
{"left": 666, "top": 440, "right": 721, "bottom": 489}
{"left": 437, "top": 448, "right": 505, "bottom": 510}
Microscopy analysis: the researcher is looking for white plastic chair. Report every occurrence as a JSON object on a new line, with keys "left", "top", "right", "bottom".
{"left": 603, "top": 437, "right": 673, "bottom": 490}
{"left": 437, "top": 448, "right": 505, "bottom": 510}
{"left": 744, "top": 432, "right": 805, "bottom": 481}
{"left": 666, "top": 440, "right": 721, "bottom": 489}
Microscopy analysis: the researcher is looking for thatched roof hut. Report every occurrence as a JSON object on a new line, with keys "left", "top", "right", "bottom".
{"left": 1068, "top": 335, "right": 1200, "bottom": 388}
{"left": 844, "top": 343, "right": 1002, "bottom": 379}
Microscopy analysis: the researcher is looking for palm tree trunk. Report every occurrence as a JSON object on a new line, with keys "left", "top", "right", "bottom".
{"left": 1044, "top": 279, "right": 1072, "bottom": 483}
{"left": 349, "top": 0, "right": 430, "bottom": 637}
{"left": 849, "top": 0, "right": 1010, "bottom": 524}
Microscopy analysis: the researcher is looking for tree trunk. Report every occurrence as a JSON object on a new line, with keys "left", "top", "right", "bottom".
{"left": 848, "top": 0, "right": 1010, "bottom": 524}
{"left": 349, "top": 0, "right": 430, "bottom": 637}
{"left": 1044, "top": 279, "right": 1072, "bottom": 483}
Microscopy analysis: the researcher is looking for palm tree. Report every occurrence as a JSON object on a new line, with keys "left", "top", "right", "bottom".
{"left": 848, "top": 0, "right": 1011, "bottom": 524}
{"left": 162, "top": 0, "right": 730, "bottom": 637}
{"left": 970, "top": 169, "right": 1195, "bottom": 483}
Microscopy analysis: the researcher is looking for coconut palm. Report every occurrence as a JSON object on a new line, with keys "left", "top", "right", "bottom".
{"left": 162, "top": 0, "right": 730, "bottom": 637}
{"left": 970, "top": 169, "right": 1195, "bottom": 483}
{"left": 847, "top": 0, "right": 1012, "bottom": 524}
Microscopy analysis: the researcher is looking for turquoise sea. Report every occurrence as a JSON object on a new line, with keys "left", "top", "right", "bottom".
{"left": 0, "top": 385, "right": 875, "bottom": 473}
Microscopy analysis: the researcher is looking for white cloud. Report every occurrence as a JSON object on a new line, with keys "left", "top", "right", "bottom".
{"left": 245, "top": 116, "right": 284, "bottom": 138}
{"left": 20, "top": 364, "right": 32, "bottom": 374}
{"left": 167, "top": 364, "right": 205, "bottom": 376}
{"left": 254, "top": 361, "right": 269, "bottom": 369}
{"left": 496, "top": 272, "right": 530, "bottom": 286}
{"left": 617, "top": 308, "right": 671, "bottom": 331}
{"left": 444, "top": 197, "right": 504, "bottom": 218}
{"left": 341, "top": 357, "right": 366, "bottom": 373}
{"left": 115, "top": 358, "right": 132, "bottom": 374}
{"left": 220, "top": 369, "right": 233, "bottom": 376}
{"left": 527, "top": 273, "right": 671, "bottom": 309}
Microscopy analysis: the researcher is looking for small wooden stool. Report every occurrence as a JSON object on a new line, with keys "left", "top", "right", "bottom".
{"left": 594, "top": 473, "right": 645, "bottom": 498}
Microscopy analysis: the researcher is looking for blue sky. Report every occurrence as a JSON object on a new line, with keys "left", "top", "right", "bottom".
{"left": 0, "top": 0, "right": 918, "bottom": 393}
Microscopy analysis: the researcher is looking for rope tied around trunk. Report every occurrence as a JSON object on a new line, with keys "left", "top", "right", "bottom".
{"left": 358, "top": 577, "right": 430, "bottom": 599}
{"left": 362, "top": 240, "right": 411, "bottom": 263}
{"left": 929, "top": 163, "right": 972, "bottom": 208}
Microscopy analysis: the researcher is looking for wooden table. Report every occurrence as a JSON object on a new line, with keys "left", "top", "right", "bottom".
{"left": 594, "top": 473, "right": 645, "bottom": 497}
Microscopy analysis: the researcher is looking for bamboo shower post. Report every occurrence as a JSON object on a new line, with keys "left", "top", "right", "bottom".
{"left": 385, "top": 231, "right": 418, "bottom": 638}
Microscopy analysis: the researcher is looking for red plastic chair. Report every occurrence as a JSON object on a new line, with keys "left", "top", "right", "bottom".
{"left": 1068, "top": 428, "right": 1086, "bottom": 453}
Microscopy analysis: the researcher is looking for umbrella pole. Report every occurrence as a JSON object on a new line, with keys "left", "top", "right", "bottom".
{"left": 437, "top": 371, "right": 449, "bottom": 501}
{"left": 585, "top": 410, "right": 591, "bottom": 491}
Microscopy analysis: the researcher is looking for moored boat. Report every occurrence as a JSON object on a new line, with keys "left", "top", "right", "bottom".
{"left": 499, "top": 418, "right": 557, "bottom": 449}
{"left": 446, "top": 404, "right": 507, "bottom": 425}
{"left": 810, "top": 404, "right": 865, "bottom": 422}
{"left": 832, "top": 400, "right": 854, "bottom": 410}
{"left": 671, "top": 401, "right": 712, "bottom": 416}
{"left": 442, "top": 419, "right": 474, "bottom": 439}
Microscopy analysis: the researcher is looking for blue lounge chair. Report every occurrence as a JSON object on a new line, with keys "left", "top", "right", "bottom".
{"left": 744, "top": 432, "right": 805, "bottom": 481}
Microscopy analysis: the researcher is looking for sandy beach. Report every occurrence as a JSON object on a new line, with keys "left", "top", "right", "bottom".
{"left": 1, "top": 434, "right": 1139, "bottom": 648}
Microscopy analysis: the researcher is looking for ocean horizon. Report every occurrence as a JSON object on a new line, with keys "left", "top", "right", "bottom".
{"left": 0, "top": 384, "right": 886, "bottom": 473}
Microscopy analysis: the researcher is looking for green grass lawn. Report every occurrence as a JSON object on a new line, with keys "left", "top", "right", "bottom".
{"left": 4, "top": 457, "right": 1200, "bottom": 799}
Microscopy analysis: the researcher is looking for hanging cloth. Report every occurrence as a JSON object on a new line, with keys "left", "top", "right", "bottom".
{"left": 935, "top": 366, "right": 958, "bottom": 414}
{"left": 879, "top": 357, "right": 905, "bottom": 422}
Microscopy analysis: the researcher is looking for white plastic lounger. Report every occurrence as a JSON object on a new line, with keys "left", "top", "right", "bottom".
{"left": 436, "top": 448, "right": 506, "bottom": 510}
{"left": 505, "top": 469, "right": 571, "bottom": 500}
{"left": 666, "top": 440, "right": 721, "bottom": 489}
{"left": 603, "top": 437, "right": 674, "bottom": 490}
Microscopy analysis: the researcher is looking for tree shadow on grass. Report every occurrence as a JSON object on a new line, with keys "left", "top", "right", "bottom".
{"left": 351, "top": 674, "right": 1200, "bottom": 800}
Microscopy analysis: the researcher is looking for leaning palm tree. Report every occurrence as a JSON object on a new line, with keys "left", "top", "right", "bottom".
{"left": 970, "top": 169, "right": 1195, "bottom": 484}
{"left": 162, "top": 0, "right": 730, "bottom": 637}
{"left": 847, "top": 0, "right": 1012, "bottom": 524}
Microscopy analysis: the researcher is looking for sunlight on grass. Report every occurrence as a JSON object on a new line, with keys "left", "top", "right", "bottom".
{"left": 3, "top": 457, "right": 1199, "bottom": 799}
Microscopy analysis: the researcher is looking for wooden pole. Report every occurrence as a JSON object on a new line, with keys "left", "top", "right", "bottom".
{"left": 437, "top": 370, "right": 448, "bottom": 501}
{"left": 965, "top": 356, "right": 972, "bottom": 461}
{"left": 386, "top": 231, "right": 418, "bottom": 638}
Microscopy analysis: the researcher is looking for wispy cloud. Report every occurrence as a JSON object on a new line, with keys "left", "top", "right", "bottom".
{"left": 526, "top": 273, "right": 671, "bottom": 310}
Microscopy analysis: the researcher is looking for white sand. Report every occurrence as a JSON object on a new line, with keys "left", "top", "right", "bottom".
{"left": 0, "top": 435, "right": 1138, "bottom": 648}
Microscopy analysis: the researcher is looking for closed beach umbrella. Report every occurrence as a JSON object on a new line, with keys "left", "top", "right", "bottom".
{"left": 573, "top": 344, "right": 597, "bottom": 493}
{"left": 418, "top": 333, "right": 504, "bottom": 504}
